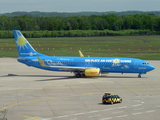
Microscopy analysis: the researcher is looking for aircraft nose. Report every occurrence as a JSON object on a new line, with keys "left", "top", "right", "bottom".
{"left": 148, "top": 65, "right": 155, "bottom": 71}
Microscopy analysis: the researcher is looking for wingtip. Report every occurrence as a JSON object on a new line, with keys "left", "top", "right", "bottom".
{"left": 78, "top": 50, "right": 84, "bottom": 57}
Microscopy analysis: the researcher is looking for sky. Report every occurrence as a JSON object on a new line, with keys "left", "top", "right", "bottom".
{"left": 0, "top": 0, "right": 160, "bottom": 13}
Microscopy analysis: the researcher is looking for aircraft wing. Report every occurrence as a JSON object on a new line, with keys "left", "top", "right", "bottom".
{"left": 37, "top": 57, "right": 95, "bottom": 71}
{"left": 48, "top": 66, "right": 92, "bottom": 71}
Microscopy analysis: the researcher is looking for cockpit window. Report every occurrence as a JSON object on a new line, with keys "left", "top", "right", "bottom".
{"left": 142, "top": 63, "right": 149, "bottom": 65}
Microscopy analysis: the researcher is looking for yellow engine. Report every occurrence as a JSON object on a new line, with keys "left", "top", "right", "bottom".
{"left": 84, "top": 68, "right": 101, "bottom": 77}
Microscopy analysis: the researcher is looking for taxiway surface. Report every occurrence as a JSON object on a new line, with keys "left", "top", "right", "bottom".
{"left": 0, "top": 58, "right": 160, "bottom": 120}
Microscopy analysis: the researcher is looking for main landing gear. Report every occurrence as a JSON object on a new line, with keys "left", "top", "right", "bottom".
{"left": 75, "top": 72, "right": 85, "bottom": 78}
{"left": 138, "top": 74, "right": 141, "bottom": 78}
{"left": 75, "top": 73, "right": 81, "bottom": 78}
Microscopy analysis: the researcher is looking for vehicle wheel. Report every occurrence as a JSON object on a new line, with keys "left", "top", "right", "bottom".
{"left": 103, "top": 101, "right": 106, "bottom": 104}
{"left": 76, "top": 74, "right": 81, "bottom": 78}
{"left": 119, "top": 100, "right": 122, "bottom": 103}
{"left": 138, "top": 74, "right": 141, "bottom": 78}
{"left": 110, "top": 101, "right": 113, "bottom": 105}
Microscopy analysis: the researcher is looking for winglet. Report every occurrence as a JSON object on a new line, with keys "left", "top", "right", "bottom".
{"left": 37, "top": 57, "right": 47, "bottom": 67}
{"left": 78, "top": 50, "right": 84, "bottom": 57}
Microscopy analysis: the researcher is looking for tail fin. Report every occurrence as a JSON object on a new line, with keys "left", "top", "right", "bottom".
{"left": 13, "top": 30, "right": 39, "bottom": 57}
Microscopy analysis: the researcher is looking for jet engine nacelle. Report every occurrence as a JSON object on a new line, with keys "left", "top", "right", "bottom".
{"left": 84, "top": 68, "right": 101, "bottom": 77}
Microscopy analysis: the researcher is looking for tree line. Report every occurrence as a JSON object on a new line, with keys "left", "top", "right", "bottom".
{"left": 0, "top": 14, "right": 160, "bottom": 38}
{"left": 1, "top": 29, "right": 158, "bottom": 38}
{"left": 1, "top": 11, "right": 160, "bottom": 17}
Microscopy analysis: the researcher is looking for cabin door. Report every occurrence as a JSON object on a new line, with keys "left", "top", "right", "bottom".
{"left": 134, "top": 61, "right": 138, "bottom": 68}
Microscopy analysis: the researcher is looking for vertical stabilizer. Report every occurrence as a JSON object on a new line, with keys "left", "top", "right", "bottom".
{"left": 13, "top": 30, "right": 39, "bottom": 57}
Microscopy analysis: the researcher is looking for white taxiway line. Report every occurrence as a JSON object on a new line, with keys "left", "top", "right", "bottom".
{"left": 155, "top": 105, "right": 160, "bottom": 107}
{"left": 101, "top": 106, "right": 127, "bottom": 112}
{"left": 56, "top": 115, "right": 69, "bottom": 118}
{"left": 54, "top": 105, "right": 156, "bottom": 119}
{"left": 87, "top": 110, "right": 98, "bottom": 113}
{"left": 117, "top": 106, "right": 127, "bottom": 109}
{"left": 132, "top": 112, "right": 142, "bottom": 115}
{"left": 116, "top": 114, "right": 128, "bottom": 118}
{"left": 132, "top": 104, "right": 142, "bottom": 107}
{"left": 102, "top": 108, "right": 115, "bottom": 111}
{"left": 89, "top": 114, "right": 101, "bottom": 117}
{"left": 101, "top": 117, "right": 112, "bottom": 120}
{"left": 112, "top": 111, "right": 123, "bottom": 114}
{"left": 54, "top": 106, "right": 128, "bottom": 119}
{"left": 134, "top": 108, "right": 145, "bottom": 111}
{"left": 74, "top": 113, "right": 85, "bottom": 116}
{"left": 146, "top": 110, "right": 155, "bottom": 113}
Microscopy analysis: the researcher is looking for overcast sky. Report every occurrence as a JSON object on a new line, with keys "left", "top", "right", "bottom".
{"left": 0, "top": 0, "right": 160, "bottom": 13}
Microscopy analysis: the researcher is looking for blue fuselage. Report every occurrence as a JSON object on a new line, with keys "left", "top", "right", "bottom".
{"left": 18, "top": 56, "right": 155, "bottom": 75}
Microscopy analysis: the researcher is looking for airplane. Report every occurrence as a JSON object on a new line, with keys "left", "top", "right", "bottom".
{"left": 13, "top": 30, "right": 155, "bottom": 78}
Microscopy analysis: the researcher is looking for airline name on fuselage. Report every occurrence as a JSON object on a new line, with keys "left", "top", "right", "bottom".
{"left": 20, "top": 52, "right": 37, "bottom": 56}
{"left": 85, "top": 59, "right": 132, "bottom": 63}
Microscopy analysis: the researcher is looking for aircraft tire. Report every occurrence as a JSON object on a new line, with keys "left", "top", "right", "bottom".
{"left": 110, "top": 101, "right": 113, "bottom": 105}
{"left": 103, "top": 101, "right": 106, "bottom": 104}
{"left": 76, "top": 74, "right": 81, "bottom": 78}
{"left": 82, "top": 73, "right": 85, "bottom": 77}
{"left": 138, "top": 74, "right": 141, "bottom": 78}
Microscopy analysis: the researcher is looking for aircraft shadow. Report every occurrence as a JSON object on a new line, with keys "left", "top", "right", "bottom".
{"left": 7, "top": 74, "right": 139, "bottom": 78}
{"left": 6, "top": 74, "right": 70, "bottom": 78}
{"left": 36, "top": 76, "right": 77, "bottom": 81}
{"left": 99, "top": 76, "right": 138, "bottom": 78}
{"left": 1, "top": 73, "right": 94, "bottom": 81}
{"left": 0, "top": 74, "right": 76, "bottom": 81}
{"left": 0, "top": 74, "right": 146, "bottom": 81}
{"left": 98, "top": 103, "right": 121, "bottom": 105}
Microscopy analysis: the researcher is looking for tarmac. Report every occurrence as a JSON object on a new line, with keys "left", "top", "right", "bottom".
{"left": 0, "top": 58, "right": 160, "bottom": 120}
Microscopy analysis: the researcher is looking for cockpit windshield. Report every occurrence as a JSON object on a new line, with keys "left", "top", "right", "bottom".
{"left": 142, "top": 63, "right": 149, "bottom": 65}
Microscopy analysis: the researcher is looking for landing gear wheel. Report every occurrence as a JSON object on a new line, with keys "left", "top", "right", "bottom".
{"left": 138, "top": 74, "right": 141, "bottom": 78}
{"left": 76, "top": 74, "right": 81, "bottom": 78}
{"left": 82, "top": 73, "right": 85, "bottom": 77}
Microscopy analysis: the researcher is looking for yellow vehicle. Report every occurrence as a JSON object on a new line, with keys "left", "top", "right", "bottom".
{"left": 102, "top": 93, "right": 122, "bottom": 104}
